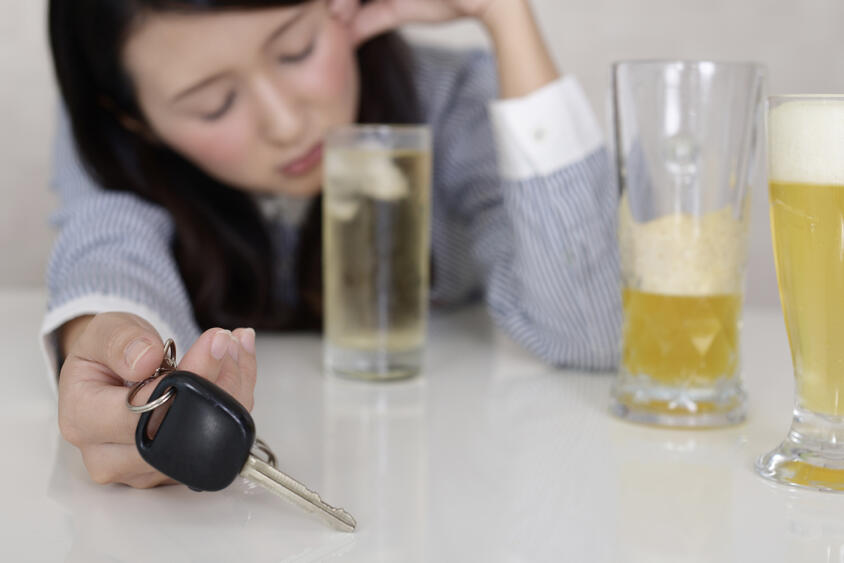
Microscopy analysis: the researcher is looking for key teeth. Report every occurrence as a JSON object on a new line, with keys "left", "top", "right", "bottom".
{"left": 329, "top": 507, "right": 357, "bottom": 530}
{"left": 242, "top": 456, "right": 357, "bottom": 532}
{"left": 310, "top": 490, "right": 357, "bottom": 530}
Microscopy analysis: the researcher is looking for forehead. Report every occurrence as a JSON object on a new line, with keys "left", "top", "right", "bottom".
{"left": 122, "top": 6, "right": 307, "bottom": 94}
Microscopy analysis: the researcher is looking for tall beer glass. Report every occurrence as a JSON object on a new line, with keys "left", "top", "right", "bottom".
{"left": 757, "top": 96, "right": 844, "bottom": 490}
{"left": 322, "top": 126, "right": 431, "bottom": 380}
{"left": 611, "top": 61, "right": 765, "bottom": 426}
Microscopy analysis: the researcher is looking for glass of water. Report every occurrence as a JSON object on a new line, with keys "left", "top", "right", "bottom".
{"left": 322, "top": 125, "right": 432, "bottom": 380}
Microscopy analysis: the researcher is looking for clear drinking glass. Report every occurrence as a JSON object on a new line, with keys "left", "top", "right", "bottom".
{"left": 610, "top": 60, "right": 766, "bottom": 426}
{"left": 756, "top": 96, "right": 844, "bottom": 491}
{"left": 322, "top": 125, "right": 432, "bottom": 380}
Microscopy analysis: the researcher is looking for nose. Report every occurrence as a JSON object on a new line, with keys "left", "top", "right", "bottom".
{"left": 252, "top": 76, "right": 304, "bottom": 145}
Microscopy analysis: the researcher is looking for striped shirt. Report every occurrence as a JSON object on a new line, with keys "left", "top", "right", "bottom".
{"left": 41, "top": 45, "right": 621, "bottom": 379}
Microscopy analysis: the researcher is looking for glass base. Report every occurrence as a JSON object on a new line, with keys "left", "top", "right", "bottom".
{"left": 756, "top": 407, "right": 844, "bottom": 492}
{"left": 324, "top": 344, "right": 421, "bottom": 381}
{"left": 610, "top": 375, "right": 746, "bottom": 427}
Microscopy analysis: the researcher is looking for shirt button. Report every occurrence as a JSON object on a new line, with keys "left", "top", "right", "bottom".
{"left": 534, "top": 127, "right": 546, "bottom": 142}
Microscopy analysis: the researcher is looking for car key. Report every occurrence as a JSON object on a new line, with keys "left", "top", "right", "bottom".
{"left": 133, "top": 370, "right": 356, "bottom": 532}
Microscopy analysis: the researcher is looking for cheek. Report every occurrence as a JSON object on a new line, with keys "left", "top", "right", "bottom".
{"left": 300, "top": 21, "right": 358, "bottom": 118}
{"left": 162, "top": 120, "right": 253, "bottom": 172}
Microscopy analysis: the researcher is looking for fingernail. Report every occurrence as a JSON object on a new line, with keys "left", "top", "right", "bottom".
{"left": 211, "top": 330, "right": 231, "bottom": 360}
{"left": 239, "top": 328, "right": 256, "bottom": 355}
{"left": 228, "top": 334, "right": 240, "bottom": 362}
{"left": 125, "top": 338, "right": 153, "bottom": 370}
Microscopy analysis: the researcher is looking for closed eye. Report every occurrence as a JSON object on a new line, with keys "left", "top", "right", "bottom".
{"left": 201, "top": 91, "right": 236, "bottom": 121}
{"left": 278, "top": 40, "right": 315, "bottom": 65}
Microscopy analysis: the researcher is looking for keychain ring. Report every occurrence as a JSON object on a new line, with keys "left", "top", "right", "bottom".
{"left": 126, "top": 338, "right": 177, "bottom": 414}
{"left": 252, "top": 437, "right": 278, "bottom": 468}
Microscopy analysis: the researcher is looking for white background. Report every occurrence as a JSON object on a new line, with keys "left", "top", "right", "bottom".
{"left": 3, "top": 0, "right": 844, "bottom": 306}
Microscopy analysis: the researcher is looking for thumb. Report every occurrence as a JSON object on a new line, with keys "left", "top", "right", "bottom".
{"left": 70, "top": 312, "right": 165, "bottom": 384}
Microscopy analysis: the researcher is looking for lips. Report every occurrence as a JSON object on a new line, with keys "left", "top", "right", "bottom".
{"left": 281, "top": 143, "right": 323, "bottom": 177}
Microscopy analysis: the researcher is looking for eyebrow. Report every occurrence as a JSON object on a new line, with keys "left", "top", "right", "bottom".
{"left": 170, "top": 7, "right": 308, "bottom": 103}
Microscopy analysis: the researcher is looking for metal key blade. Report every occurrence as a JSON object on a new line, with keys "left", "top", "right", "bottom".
{"left": 240, "top": 455, "right": 357, "bottom": 532}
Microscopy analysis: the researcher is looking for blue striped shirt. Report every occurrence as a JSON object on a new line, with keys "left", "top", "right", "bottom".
{"left": 42, "top": 45, "right": 621, "bottom": 374}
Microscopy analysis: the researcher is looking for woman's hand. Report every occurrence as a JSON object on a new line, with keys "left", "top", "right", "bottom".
{"left": 332, "top": 0, "right": 511, "bottom": 45}
{"left": 57, "top": 312, "right": 256, "bottom": 488}
{"left": 331, "top": 0, "right": 558, "bottom": 99}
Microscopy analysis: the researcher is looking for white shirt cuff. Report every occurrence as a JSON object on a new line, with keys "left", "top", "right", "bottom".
{"left": 488, "top": 75, "right": 604, "bottom": 181}
{"left": 40, "top": 294, "right": 181, "bottom": 396}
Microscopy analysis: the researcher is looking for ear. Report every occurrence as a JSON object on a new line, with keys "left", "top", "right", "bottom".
{"left": 98, "top": 95, "right": 160, "bottom": 144}
{"left": 118, "top": 114, "right": 159, "bottom": 144}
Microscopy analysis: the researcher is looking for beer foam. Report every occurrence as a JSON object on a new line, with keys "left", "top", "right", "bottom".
{"left": 769, "top": 100, "right": 844, "bottom": 185}
{"left": 619, "top": 197, "right": 747, "bottom": 295}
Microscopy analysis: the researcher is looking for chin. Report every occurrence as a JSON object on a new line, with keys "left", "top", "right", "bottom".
{"left": 274, "top": 170, "right": 323, "bottom": 198}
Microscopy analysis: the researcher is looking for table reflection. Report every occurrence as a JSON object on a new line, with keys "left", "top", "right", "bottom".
{"left": 322, "top": 375, "right": 428, "bottom": 561}
{"left": 48, "top": 420, "right": 347, "bottom": 562}
{"left": 608, "top": 424, "right": 744, "bottom": 562}
{"left": 776, "top": 487, "right": 844, "bottom": 562}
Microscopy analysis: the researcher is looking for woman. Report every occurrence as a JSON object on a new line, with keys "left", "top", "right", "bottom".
{"left": 46, "top": 0, "right": 620, "bottom": 487}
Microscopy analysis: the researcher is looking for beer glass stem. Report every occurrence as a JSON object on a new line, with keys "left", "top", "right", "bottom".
{"left": 757, "top": 406, "right": 844, "bottom": 492}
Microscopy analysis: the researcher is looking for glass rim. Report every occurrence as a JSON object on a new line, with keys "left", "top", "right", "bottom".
{"left": 769, "top": 94, "right": 844, "bottom": 103}
{"left": 612, "top": 59, "right": 765, "bottom": 71}
{"left": 326, "top": 124, "right": 430, "bottom": 136}
{"left": 325, "top": 124, "right": 431, "bottom": 149}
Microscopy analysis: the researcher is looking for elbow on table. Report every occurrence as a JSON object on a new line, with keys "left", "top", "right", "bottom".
{"left": 492, "top": 306, "right": 621, "bottom": 372}
{"left": 552, "top": 325, "right": 620, "bottom": 372}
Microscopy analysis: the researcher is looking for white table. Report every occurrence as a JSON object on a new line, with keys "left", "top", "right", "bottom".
{"left": 2, "top": 288, "right": 842, "bottom": 562}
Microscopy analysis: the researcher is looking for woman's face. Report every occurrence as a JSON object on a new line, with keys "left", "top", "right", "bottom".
{"left": 123, "top": 1, "right": 359, "bottom": 197}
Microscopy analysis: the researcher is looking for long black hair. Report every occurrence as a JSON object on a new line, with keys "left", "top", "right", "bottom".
{"left": 48, "top": 0, "right": 420, "bottom": 331}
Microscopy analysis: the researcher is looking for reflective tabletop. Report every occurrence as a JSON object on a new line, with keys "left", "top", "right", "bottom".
{"left": 2, "top": 289, "right": 842, "bottom": 562}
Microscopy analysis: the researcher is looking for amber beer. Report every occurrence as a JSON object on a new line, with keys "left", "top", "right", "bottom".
{"left": 770, "top": 182, "right": 844, "bottom": 415}
{"left": 768, "top": 105, "right": 844, "bottom": 416}
{"left": 322, "top": 127, "right": 431, "bottom": 380}
{"left": 756, "top": 97, "right": 844, "bottom": 491}
{"left": 622, "top": 289, "right": 741, "bottom": 387}
{"left": 613, "top": 197, "right": 749, "bottom": 424}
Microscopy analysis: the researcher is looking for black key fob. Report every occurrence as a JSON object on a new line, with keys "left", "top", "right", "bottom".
{"left": 135, "top": 371, "right": 256, "bottom": 492}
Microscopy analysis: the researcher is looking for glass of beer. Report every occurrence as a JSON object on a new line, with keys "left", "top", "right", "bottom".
{"left": 610, "top": 61, "right": 765, "bottom": 426}
{"left": 757, "top": 96, "right": 844, "bottom": 490}
{"left": 322, "top": 125, "right": 432, "bottom": 380}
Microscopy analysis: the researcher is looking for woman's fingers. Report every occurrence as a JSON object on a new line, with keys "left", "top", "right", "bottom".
{"left": 59, "top": 374, "right": 153, "bottom": 446}
{"left": 231, "top": 328, "right": 257, "bottom": 410}
{"left": 351, "top": 0, "right": 464, "bottom": 45}
{"left": 329, "top": 0, "right": 359, "bottom": 23}
{"left": 58, "top": 313, "right": 165, "bottom": 446}
{"left": 59, "top": 317, "right": 257, "bottom": 487}
{"left": 65, "top": 312, "right": 165, "bottom": 385}
{"left": 178, "top": 328, "right": 239, "bottom": 384}
{"left": 179, "top": 326, "right": 256, "bottom": 410}
{"left": 352, "top": 0, "right": 400, "bottom": 45}
{"left": 80, "top": 443, "right": 174, "bottom": 487}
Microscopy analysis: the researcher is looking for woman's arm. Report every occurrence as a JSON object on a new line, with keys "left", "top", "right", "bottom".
{"left": 478, "top": 0, "right": 558, "bottom": 99}
{"left": 416, "top": 49, "right": 620, "bottom": 370}
{"left": 344, "top": 0, "right": 559, "bottom": 99}
{"left": 43, "top": 110, "right": 201, "bottom": 382}
{"left": 46, "top": 111, "right": 258, "bottom": 487}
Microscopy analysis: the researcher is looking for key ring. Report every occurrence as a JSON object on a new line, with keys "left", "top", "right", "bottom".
{"left": 252, "top": 437, "right": 278, "bottom": 468}
{"left": 126, "top": 338, "right": 177, "bottom": 414}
